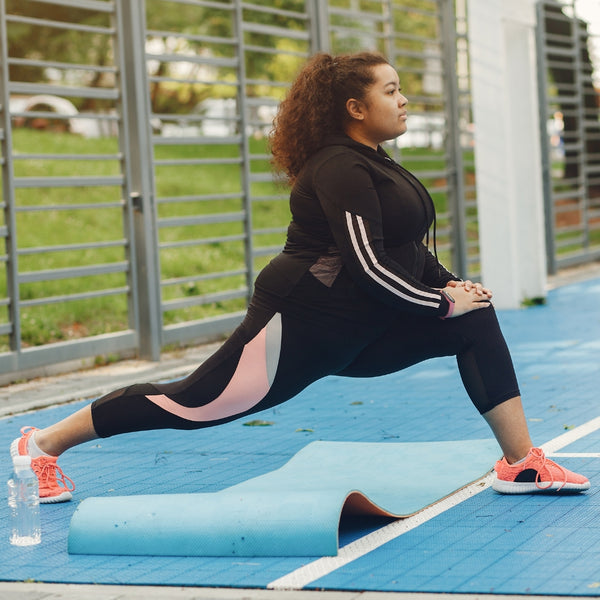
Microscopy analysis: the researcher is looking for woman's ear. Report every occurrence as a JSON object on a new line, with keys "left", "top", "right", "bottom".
{"left": 345, "top": 98, "right": 365, "bottom": 121}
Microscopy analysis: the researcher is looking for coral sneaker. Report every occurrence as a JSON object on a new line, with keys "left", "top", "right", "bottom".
{"left": 493, "top": 447, "right": 590, "bottom": 494}
{"left": 10, "top": 426, "right": 75, "bottom": 503}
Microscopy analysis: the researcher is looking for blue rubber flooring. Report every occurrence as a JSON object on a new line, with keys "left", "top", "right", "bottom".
{"left": 1, "top": 277, "right": 599, "bottom": 594}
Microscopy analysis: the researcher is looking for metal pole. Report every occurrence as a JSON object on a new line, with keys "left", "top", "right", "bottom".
{"left": 0, "top": 0, "right": 21, "bottom": 361}
{"left": 535, "top": 0, "right": 558, "bottom": 274}
{"left": 439, "top": 0, "right": 468, "bottom": 277}
{"left": 309, "top": 0, "right": 330, "bottom": 54}
{"left": 570, "top": 0, "right": 591, "bottom": 253}
{"left": 233, "top": 1, "right": 256, "bottom": 302}
{"left": 116, "top": 0, "right": 162, "bottom": 360}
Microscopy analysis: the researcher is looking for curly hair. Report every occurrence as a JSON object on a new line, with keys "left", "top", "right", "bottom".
{"left": 269, "top": 51, "right": 390, "bottom": 184}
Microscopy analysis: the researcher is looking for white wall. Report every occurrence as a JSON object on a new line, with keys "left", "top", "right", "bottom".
{"left": 467, "top": 0, "right": 547, "bottom": 308}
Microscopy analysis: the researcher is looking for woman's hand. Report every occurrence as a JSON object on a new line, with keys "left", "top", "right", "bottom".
{"left": 447, "top": 279, "right": 492, "bottom": 299}
{"left": 442, "top": 280, "right": 492, "bottom": 317}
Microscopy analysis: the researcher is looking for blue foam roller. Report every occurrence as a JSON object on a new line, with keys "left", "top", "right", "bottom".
{"left": 68, "top": 439, "right": 499, "bottom": 557}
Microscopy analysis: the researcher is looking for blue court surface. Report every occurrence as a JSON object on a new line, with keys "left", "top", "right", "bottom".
{"left": 1, "top": 277, "right": 600, "bottom": 595}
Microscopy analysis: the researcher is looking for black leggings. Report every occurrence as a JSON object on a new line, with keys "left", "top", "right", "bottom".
{"left": 91, "top": 275, "right": 520, "bottom": 438}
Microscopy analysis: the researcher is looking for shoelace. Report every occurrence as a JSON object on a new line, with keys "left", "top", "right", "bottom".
{"left": 529, "top": 448, "right": 567, "bottom": 491}
{"left": 36, "top": 459, "right": 76, "bottom": 492}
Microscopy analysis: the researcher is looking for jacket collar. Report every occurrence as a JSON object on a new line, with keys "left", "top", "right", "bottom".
{"left": 320, "top": 134, "right": 392, "bottom": 164}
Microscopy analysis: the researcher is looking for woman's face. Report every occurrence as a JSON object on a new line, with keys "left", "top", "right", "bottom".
{"left": 350, "top": 63, "right": 408, "bottom": 148}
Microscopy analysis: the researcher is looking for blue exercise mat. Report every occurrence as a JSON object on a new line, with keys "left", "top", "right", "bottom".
{"left": 68, "top": 439, "right": 499, "bottom": 557}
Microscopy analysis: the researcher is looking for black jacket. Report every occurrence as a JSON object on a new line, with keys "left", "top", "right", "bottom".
{"left": 262, "top": 135, "right": 457, "bottom": 317}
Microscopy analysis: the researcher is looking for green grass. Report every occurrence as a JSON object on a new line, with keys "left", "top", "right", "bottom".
{"left": 1, "top": 129, "right": 467, "bottom": 350}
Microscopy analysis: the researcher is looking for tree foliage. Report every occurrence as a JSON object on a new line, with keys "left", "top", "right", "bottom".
{"left": 6, "top": 0, "right": 440, "bottom": 113}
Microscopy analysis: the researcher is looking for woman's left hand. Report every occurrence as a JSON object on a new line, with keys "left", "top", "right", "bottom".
{"left": 447, "top": 279, "right": 493, "bottom": 300}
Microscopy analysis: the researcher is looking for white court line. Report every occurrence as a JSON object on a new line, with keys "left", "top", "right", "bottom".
{"left": 267, "top": 414, "right": 600, "bottom": 591}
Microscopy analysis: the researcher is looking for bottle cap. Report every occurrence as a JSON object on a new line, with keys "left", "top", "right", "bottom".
{"left": 13, "top": 455, "right": 32, "bottom": 468}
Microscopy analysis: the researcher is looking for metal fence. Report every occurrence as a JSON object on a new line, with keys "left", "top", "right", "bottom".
{"left": 537, "top": 0, "right": 600, "bottom": 272}
{"left": 0, "top": 0, "right": 597, "bottom": 379}
{"left": 0, "top": 0, "right": 476, "bottom": 377}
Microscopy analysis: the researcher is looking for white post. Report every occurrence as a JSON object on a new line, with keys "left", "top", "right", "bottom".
{"left": 467, "top": 0, "right": 547, "bottom": 308}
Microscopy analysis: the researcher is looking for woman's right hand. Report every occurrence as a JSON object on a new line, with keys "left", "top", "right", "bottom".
{"left": 442, "top": 284, "right": 491, "bottom": 318}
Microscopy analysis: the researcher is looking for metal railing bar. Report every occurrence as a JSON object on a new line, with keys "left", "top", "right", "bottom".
{"left": 390, "top": 65, "right": 444, "bottom": 77}
{"left": 10, "top": 110, "right": 120, "bottom": 123}
{"left": 14, "top": 176, "right": 124, "bottom": 189}
{"left": 13, "top": 152, "right": 123, "bottom": 161}
{"left": 556, "top": 248, "right": 600, "bottom": 268}
{"left": 146, "top": 28, "right": 237, "bottom": 46}
{"left": 392, "top": 4, "right": 439, "bottom": 18}
{"left": 544, "top": 32, "right": 577, "bottom": 45}
{"left": 5, "top": 14, "right": 115, "bottom": 36}
{"left": 20, "top": 286, "right": 129, "bottom": 308}
{"left": 545, "top": 61, "right": 579, "bottom": 73}
{"left": 555, "top": 234, "right": 584, "bottom": 247}
{"left": 148, "top": 75, "right": 238, "bottom": 87}
{"left": 29, "top": 0, "right": 115, "bottom": 12}
{"left": 154, "top": 157, "right": 242, "bottom": 167}
{"left": 242, "top": 44, "right": 308, "bottom": 58}
{"left": 328, "top": 6, "right": 386, "bottom": 22}
{"left": 252, "top": 245, "right": 284, "bottom": 257}
{"left": 10, "top": 82, "right": 119, "bottom": 100}
{"left": 146, "top": 52, "right": 238, "bottom": 68}
{"left": 162, "top": 288, "right": 247, "bottom": 312}
{"left": 169, "top": 0, "right": 235, "bottom": 11}
{"left": 539, "top": 6, "right": 575, "bottom": 24}
{"left": 8, "top": 57, "right": 117, "bottom": 74}
{"left": 157, "top": 192, "right": 243, "bottom": 204}
{"left": 244, "top": 77, "right": 290, "bottom": 88}
{"left": 249, "top": 172, "right": 275, "bottom": 183}
{"left": 545, "top": 46, "right": 579, "bottom": 59}
{"left": 551, "top": 177, "right": 583, "bottom": 189}
{"left": 245, "top": 98, "right": 279, "bottom": 109}
{"left": 158, "top": 212, "right": 245, "bottom": 228}
{"left": 561, "top": 141, "right": 585, "bottom": 152}
{"left": 151, "top": 114, "right": 205, "bottom": 124}
{"left": 399, "top": 153, "right": 448, "bottom": 162}
{"left": 252, "top": 226, "right": 287, "bottom": 235}
{"left": 242, "top": 22, "right": 309, "bottom": 41}
{"left": 16, "top": 201, "right": 124, "bottom": 212}
{"left": 162, "top": 268, "right": 247, "bottom": 287}
{"left": 250, "top": 194, "right": 289, "bottom": 202}
{"left": 161, "top": 313, "right": 244, "bottom": 345}
{"left": 391, "top": 48, "right": 443, "bottom": 62}
{"left": 241, "top": 1, "right": 309, "bottom": 21}
{"left": 403, "top": 169, "right": 448, "bottom": 180}
{"left": 19, "top": 261, "right": 129, "bottom": 283}
{"left": 153, "top": 135, "right": 241, "bottom": 146}
{"left": 158, "top": 233, "right": 246, "bottom": 249}
{"left": 18, "top": 240, "right": 126, "bottom": 255}
{"left": 390, "top": 30, "right": 443, "bottom": 45}
{"left": 329, "top": 24, "right": 386, "bottom": 40}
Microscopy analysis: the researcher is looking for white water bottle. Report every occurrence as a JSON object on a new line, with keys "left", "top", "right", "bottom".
{"left": 7, "top": 455, "right": 41, "bottom": 546}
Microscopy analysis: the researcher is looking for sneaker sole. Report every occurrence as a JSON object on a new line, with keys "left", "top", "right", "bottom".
{"left": 492, "top": 478, "right": 590, "bottom": 494}
{"left": 40, "top": 491, "right": 73, "bottom": 504}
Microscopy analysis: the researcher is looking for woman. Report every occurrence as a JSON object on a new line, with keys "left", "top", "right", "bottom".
{"left": 12, "top": 52, "right": 589, "bottom": 503}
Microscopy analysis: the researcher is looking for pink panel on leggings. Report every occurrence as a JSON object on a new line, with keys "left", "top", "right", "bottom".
{"left": 145, "top": 326, "right": 270, "bottom": 422}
